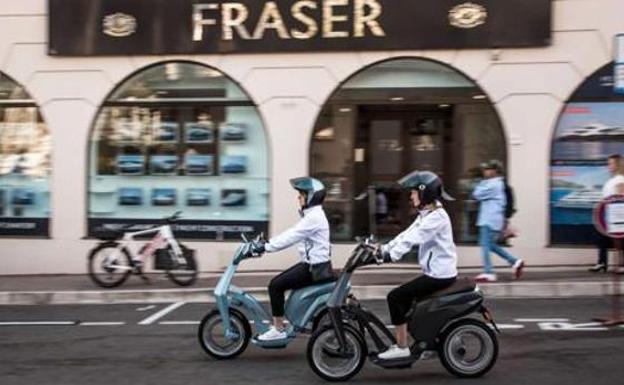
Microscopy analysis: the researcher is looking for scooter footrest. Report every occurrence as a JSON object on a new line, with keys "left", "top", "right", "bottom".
{"left": 251, "top": 336, "right": 290, "bottom": 349}
{"left": 370, "top": 355, "right": 417, "bottom": 369}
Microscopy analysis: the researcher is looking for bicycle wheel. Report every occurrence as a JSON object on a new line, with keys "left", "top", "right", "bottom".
{"left": 438, "top": 318, "right": 498, "bottom": 378}
{"left": 166, "top": 244, "right": 198, "bottom": 286}
{"left": 307, "top": 324, "right": 367, "bottom": 382}
{"left": 87, "top": 242, "right": 133, "bottom": 288}
{"left": 198, "top": 308, "right": 251, "bottom": 359}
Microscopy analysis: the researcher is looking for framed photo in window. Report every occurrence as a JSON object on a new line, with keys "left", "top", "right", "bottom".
{"left": 152, "top": 121, "right": 179, "bottom": 143}
{"left": 184, "top": 122, "right": 215, "bottom": 143}
{"left": 116, "top": 155, "right": 145, "bottom": 175}
{"left": 152, "top": 188, "right": 177, "bottom": 206}
{"left": 184, "top": 154, "right": 214, "bottom": 175}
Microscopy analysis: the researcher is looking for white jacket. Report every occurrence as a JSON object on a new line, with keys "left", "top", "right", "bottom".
{"left": 382, "top": 203, "right": 458, "bottom": 279}
{"left": 265, "top": 205, "right": 331, "bottom": 265}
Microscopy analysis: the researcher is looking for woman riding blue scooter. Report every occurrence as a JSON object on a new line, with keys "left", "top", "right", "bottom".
{"left": 377, "top": 170, "right": 458, "bottom": 360}
{"left": 251, "top": 177, "right": 334, "bottom": 342}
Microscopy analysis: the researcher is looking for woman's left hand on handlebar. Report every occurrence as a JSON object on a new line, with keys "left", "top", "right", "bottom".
{"left": 250, "top": 240, "right": 266, "bottom": 256}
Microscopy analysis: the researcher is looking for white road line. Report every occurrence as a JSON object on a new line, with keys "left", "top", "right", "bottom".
{"left": 0, "top": 321, "right": 76, "bottom": 326}
{"left": 515, "top": 318, "right": 570, "bottom": 322}
{"left": 79, "top": 322, "right": 126, "bottom": 326}
{"left": 494, "top": 324, "right": 525, "bottom": 330}
{"left": 538, "top": 322, "right": 608, "bottom": 331}
{"left": 159, "top": 321, "right": 200, "bottom": 325}
{"left": 136, "top": 305, "right": 157, "bottom": 312}
{"left": 138, "top": 302, "right": 186, "bottom": 325}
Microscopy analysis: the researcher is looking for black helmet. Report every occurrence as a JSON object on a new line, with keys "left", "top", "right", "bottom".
{"left": 397, "top": 170, "right": 454, "bottom": 206}
{"left": 290, "top": 177, "right": 326, "bottom": 208}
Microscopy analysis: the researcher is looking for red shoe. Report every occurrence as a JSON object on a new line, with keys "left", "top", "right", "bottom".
{"left": 513, "top": 260, "right": 525, "bottom": 280}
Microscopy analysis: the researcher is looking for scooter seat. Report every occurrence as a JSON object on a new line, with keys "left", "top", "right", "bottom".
{"left": 430, "top": 277, "right": 476, "bottom": 298}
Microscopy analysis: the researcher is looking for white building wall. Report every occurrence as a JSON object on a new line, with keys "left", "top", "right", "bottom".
{"left": 0, "top": 0, "right": 623, "bottom": 274}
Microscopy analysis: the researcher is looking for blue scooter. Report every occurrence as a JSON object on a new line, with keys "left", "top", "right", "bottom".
{"left": 198, "top": 233, "right": 340, "bottom": 359}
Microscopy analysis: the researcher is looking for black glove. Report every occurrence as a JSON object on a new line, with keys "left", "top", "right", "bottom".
{"left": 250, "top": 241, "right": 266, "bottom": 255}
{"left": 373, "top": 247, "right": 392, "bottom": 264}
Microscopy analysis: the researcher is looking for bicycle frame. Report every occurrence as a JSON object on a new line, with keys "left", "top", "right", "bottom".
{"left": 104, "top": 224, "right": 184, "bottom": 271}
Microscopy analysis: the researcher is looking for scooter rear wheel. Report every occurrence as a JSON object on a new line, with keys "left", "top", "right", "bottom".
{"left": 198, "top": 308, "right": 251, "bottom": 359}
{"left": 438, "top": 318, "right": 498, "bottom": 378}
{"left": 307, "top": 324, "right": 367, "bottom": 382}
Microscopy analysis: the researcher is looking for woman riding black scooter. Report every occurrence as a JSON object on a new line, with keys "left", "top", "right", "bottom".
{"left": 377, "top": 170, "right": 458, "bottom": 360}
{"left": 306, "top": 170, "right": 498, "bottom": 381}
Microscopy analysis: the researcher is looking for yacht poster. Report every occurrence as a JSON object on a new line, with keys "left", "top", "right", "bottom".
{"left": 552, "top": 102, "right": 624, "bottom": 161}
{"left": 550, "top": 101, "right": 624, "bottom": 243}
{"left": 551, "top": 165, "right": 609, "bottom": 225}
{"left": 550, "top": 165, "right": 611, "bottom": 243}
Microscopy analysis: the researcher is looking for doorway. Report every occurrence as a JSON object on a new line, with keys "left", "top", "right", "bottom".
{"left": 352, "top": 105, "right": 452, "bottom": 239}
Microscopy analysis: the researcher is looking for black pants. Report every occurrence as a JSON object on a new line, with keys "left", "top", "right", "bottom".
{"left": 268, "top": 262, "right": 315, "bottom": 317}
{"left": 595, "top": 231, "right": 624, "bottom": 265}
{"left": 387, "top": 275, "right": 456, "bottom": 325}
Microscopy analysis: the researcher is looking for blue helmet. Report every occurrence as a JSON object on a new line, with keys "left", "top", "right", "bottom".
{"left": 290, "top": 177, "right": 326, "bottom": 208}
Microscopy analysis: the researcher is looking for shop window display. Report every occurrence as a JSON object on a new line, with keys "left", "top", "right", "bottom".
{"left": 0, "top": 72, "right": 51, "bottom": 236}
{"left": 550, "top": 63, "right": 624, "bottom": 245}
{"left": 89, "top": 62, "right": 269, "bottom": 239}
{"left": 310, "top": 58, "right": 506, "bottom": 244}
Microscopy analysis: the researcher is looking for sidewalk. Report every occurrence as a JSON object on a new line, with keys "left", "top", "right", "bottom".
{"left": 0, "top": 266, "right": 621, "bottom": 305}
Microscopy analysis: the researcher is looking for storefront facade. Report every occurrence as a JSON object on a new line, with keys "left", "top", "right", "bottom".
{"left": 0, "top": 0, "right": 623, "bottom": 274}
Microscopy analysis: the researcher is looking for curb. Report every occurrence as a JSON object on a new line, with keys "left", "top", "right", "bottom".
{"left": 0, "top": 281, "right": 620, "bottom": 305}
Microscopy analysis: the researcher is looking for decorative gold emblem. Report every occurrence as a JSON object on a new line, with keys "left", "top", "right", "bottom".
{"left": 448, "top": 2, "right": 487, "bottom": 29}
{"left": 102, "top": 13, "right": 137, "bottom": 37}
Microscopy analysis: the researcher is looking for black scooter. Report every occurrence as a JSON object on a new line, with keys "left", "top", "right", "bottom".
{"left": 306, "top": 236, "right": 499, "bottom": 381}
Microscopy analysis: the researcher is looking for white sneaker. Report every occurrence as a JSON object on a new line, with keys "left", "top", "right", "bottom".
{"left": 257, "top": 326, "right": 287, "bottom": 341}
{"left": 378, "top": 344, "right": 410, "bottom": 360}
{"left": 512, "top": 259, "right": 525, "bottom": 279}
{"left": 474, "top": 273, "right": 497, "bottom": 283}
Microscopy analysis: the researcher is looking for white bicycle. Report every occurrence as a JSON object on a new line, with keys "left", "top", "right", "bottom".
{"left": 87, "top": 211, "right": 198, "bottom": 288}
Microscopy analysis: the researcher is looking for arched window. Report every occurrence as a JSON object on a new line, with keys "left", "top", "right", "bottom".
{"left": 88, "top": 62, "right": 269, "bottom": 240}
{"left": 310, "top": 58, "right": 506, "bottom": 243}
{"left": 550, "top": 62, "right": 624, "bottom": 244}
{"left": 0, "top": 73, "right": 51, "bottom": 236}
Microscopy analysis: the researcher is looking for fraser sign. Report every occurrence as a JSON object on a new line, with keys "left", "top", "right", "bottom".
{"left": 191, "top": 0, "right": 385, "bottom": 41}
{"left": 48, "top": 0, "right": 552, "bottom": 56}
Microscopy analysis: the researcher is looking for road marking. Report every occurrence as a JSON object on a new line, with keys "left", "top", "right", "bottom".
{"left": 159, "top": 321, "right": 200, "bottom": 325}
{"left": 493, "top": 324, "right": 525, "bottom": 330}
{"left": 136, "top": 305, "right": 157, "bottom": 312}
{"left": 79, "top": 322, "right": 126, "bottom": 326}
{"left": 515, "top": 318, "right": 570, "bottom": 322}
{"left": 538, "top": 322, "right": 608, "bottom": 331}
{"left": 0, "top": 321, "right": 76, "bottom": 326}
{"left": 138, "top": 302, "right": 186, "bottom": 325}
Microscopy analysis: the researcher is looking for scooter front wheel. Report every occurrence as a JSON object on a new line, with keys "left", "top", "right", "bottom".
{"left": 198, "top": 308, "right": 251, "bottom": 359}
{"left": 438, "top": 318, "right": 498, "bottom": 378}
{"left": 307, "top": 324, "right": 367, "bottom": 382}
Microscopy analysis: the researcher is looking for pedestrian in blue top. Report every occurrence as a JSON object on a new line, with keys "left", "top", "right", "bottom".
{"left": 473, "top": 160, "right": 524, "bottom": 282}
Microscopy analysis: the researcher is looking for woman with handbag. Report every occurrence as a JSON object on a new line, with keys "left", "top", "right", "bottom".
{"left": 251, "top": 177, "right": 333, "bottom": 341}
{"left": 473, "top": 160, "right": 524, "bottom": 282}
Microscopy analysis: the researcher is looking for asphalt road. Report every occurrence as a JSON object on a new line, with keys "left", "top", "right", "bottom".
{"left": 1, "top": 298, "right": 623, "bottom": 385}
